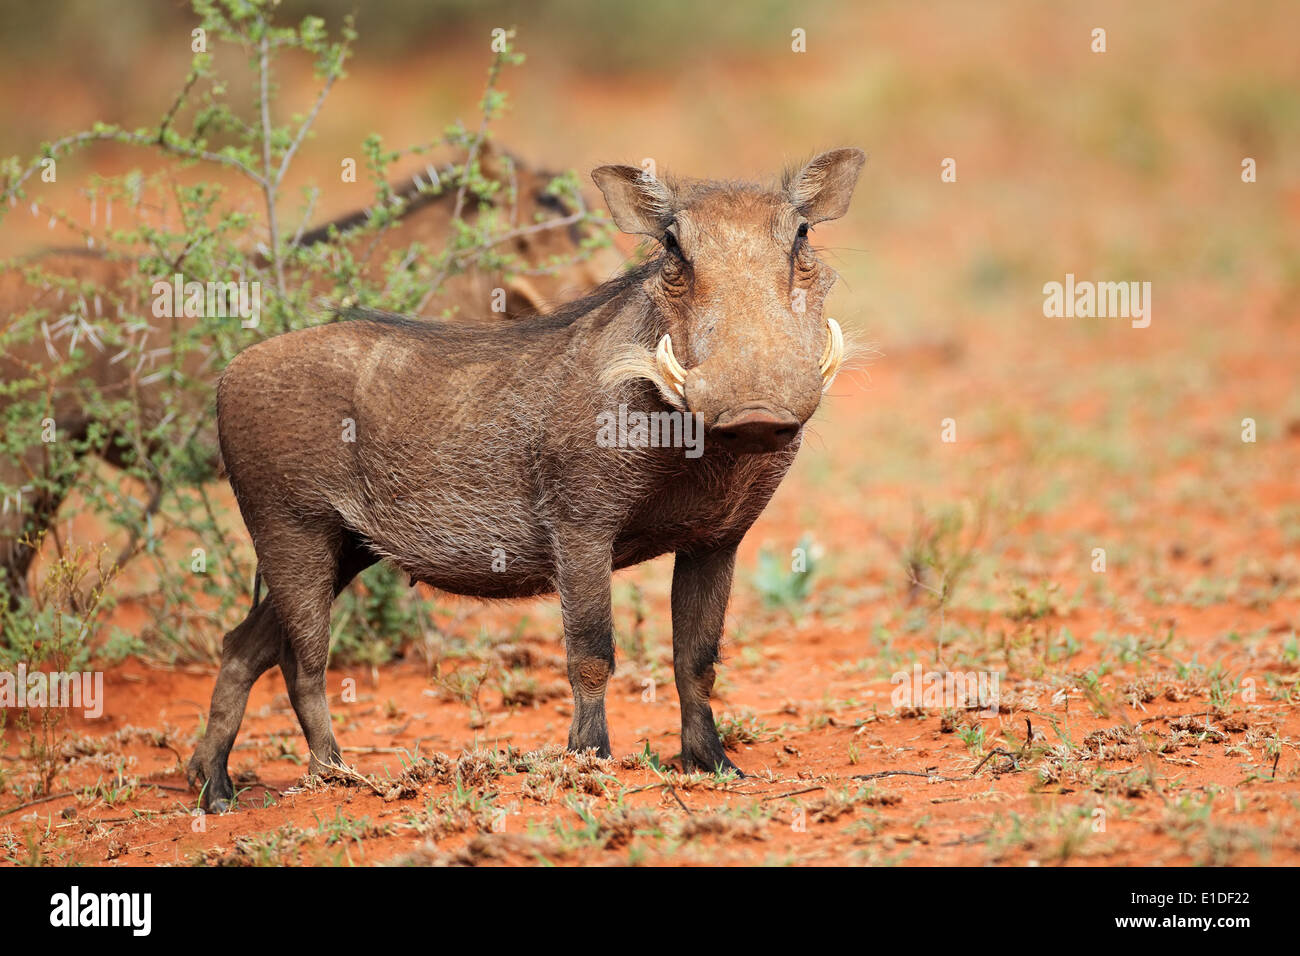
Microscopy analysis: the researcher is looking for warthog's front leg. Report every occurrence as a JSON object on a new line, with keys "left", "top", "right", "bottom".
{"left": 556, "top": 535, "right": 615, "bottom": 758}
{"left": 672, "top": 545, "right": 742, "bottom": 775}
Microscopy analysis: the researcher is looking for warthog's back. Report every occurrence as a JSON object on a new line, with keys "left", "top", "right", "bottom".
{"left": 217, "top": 317, "right": 567, "bottom": 596}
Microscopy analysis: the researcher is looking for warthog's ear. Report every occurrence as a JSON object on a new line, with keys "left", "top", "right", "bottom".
{"left": 785, "top": 148, "right": 867, "bottom": 224}
{"left": 591, "top": 165, "right": 674, "bottom": 236}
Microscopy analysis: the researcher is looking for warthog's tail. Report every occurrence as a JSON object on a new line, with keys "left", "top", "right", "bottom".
{"left": 251, "top": 566, "right": 263, "bottom": 609}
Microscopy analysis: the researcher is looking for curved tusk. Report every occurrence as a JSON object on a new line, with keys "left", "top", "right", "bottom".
{"left": 819, "top": 317, "right": 844, "bottom": 391}
{"left": 655, "top": 333, "right": 688, "bottom": 396}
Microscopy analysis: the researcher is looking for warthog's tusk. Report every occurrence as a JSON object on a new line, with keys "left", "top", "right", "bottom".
{"left": 656, "top": 334, "right": 688, "bottom": 396}
{"left": 656, "top": 323, "right": 840, "bottom": 397}
{"left": 819, "top": 318, "right": 844, "bottom": 391}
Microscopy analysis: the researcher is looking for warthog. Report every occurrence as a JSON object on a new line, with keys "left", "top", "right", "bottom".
{"left": 190, "top": 147, "right": 865, "bottom": 810}
{"left": 0, "top": 146, "right": 616, "bottom": 604}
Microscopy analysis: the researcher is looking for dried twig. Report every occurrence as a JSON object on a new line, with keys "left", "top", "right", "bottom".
{"left": 0, "top": 791, "right": 75, "bottom": 817}
{"left": 664, "top": 781, "right": 693, "bottom": 816}
{"left": 759, "top": 785, "right": 825, "bottom": 803}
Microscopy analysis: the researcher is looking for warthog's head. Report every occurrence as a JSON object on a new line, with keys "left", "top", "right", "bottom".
{"left": 593, "top": 148, "right": 865, "bottom": 454}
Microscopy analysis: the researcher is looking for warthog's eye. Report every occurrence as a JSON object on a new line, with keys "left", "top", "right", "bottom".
{"left": 662, "top": 230, "right": 685, "bottom": 260}
{"left": 793, "top": 221, "right": 816, "bottom": 276}
{"left": 794, "top": 222, "right": 812, "bottom": 253}
{"left": 660, "top": 231, "right": 690, "bottom": 291}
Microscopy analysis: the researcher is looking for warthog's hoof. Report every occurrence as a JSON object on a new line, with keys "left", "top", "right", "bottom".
{"left": 566, "top": 742, "right": 613, "bottom": 761}
{"left": 680, "top": 749, "right": 745, "bottom": 777}
{"left": 187, "top": 752, "right": 235, "bottom": 813}
{"left": 679, "top": 723, "right": 745, "bottom": 777}
{"left": 566, "top": 723, "right": 612, "bottom": 760}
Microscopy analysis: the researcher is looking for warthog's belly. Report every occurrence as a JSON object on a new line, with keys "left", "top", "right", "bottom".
{"left": 414, "top": 566, "right": 560, "bottom": 600}
{"left": 372, "top": 522, "right": 559, "bottom": 600}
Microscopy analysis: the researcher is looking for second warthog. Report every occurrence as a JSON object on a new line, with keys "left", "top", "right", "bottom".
{"left": 192, "top": 148, "right": 865, "bottom": 809}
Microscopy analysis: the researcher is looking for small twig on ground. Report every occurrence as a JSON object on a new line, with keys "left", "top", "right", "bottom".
{"left": 855, "top": 769, "right": 934, "bottom": 780}
{"left": 0, "top": 791, "right": 75, "bottom": 817}
{"left": 971, "top": 748, "right": 1018, "bottom": 775}
{"left": 759, "top": 785, "right": 825, "bottom": 803}
{"left": 664, "top": 781, "right": 693, "bottom": 816}
{"left": 852, "top": 767, "right": 977, "bottom": 782}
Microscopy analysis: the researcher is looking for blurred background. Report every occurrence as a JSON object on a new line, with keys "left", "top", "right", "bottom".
{"left": 3, "top": 0, "right": 1299, "bottom": 627}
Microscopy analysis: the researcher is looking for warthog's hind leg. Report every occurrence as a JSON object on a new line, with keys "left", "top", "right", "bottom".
{"left": 274, "top": 529, "right": 377, "bottom": 781}
{"left": 188, "top": 598, "right": 284, "bottom": 811}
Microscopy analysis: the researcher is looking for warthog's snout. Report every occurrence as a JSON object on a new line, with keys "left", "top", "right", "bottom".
{"left": 711, "top": 404, "right": 801, "bottom": 454}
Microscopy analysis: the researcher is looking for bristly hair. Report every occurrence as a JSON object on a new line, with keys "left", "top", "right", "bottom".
{"left": 534, "top": 258, "right": 657, "bottom": 329}
{"left": 335, "top": 258, "right": 658, "bottom": 339}
{"left": 780, "top": 152, "right": 821, "bottom": 211}
{"left": 294, "top": 149, "right": 577, "bottom": 249}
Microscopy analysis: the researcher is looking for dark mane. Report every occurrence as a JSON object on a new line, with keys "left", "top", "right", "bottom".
{"left": 338, "top": 258, "right": 655, "bottom": 341}
{"left": 533, "top": 256, "right": 655, "bottom": 327}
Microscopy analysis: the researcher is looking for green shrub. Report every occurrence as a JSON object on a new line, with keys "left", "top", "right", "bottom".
{"left": 0, "top": 0, "right": 610, "bottom": 670}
